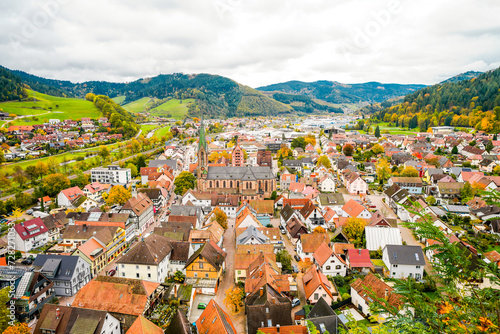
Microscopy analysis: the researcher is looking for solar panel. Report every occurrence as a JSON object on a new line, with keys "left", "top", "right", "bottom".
{"left": 415, "top": 253, "right": 419, "bottom": 261}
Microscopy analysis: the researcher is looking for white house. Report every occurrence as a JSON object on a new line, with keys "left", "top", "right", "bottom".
{"left": 181, "top": 190, "right": 212, "bottom": 207}
{"left": 117, "top": 234, "right": 172, "bottom": 283}
{"left": 313, "top": 242, "right": 347, "bottom": 277}
{"left": 303, "top": 264, "right": 339, "bottom": 305}
{"left": 343, "top": 170, "right": 368, "bottom": 195}
{"left": 318, "top": 175, "right": 336, "bottom": 193}
{"left": 341, "top": 199, "right": 372, "bottom": 219}
{"left": 14, "top": 218, "right": 49, "bottom": 252}
{"left": 57, "top": 186, "right": 84, "bottom": 208}
{"left": 382, "top": 245, "right": 425, "bottom": 281}
{"left": 296, "top": 233, "right": 329, "bottom": 262}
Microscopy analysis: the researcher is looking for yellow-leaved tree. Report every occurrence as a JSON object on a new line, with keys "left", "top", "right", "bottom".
{"left": 224, "top": 287, "right": 244, "bottom": 314}
{"left": 343, "top": 218, "right": 366, "bottom": 248}
{"left": 104, "top": 185, "right": 132, "bottom": 206}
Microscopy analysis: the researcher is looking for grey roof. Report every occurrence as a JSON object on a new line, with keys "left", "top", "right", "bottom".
{"left": 443, "top": 205, "right": 471, "bottom": 214}
{"left": 33, "top": 254, "right": 82, "bottom": 281}
{"left": 280, "top": 204, "right": 296, "bottom": 222}
{"left": 307, "top": 297, "right": 348, "bottom": 333}
{"left": 283, "top": 160, "right": 302, "bottom": 167}
{"left": 148, "top": 159, "right": 178, "bottom": 170}
{"left": 169, "top": 205, "right": 202, "bottom": 217}
{"left": 318, "top": 193, "right": 345, "bottom": 207}
{"left": 365, "top": 227, "right": 402, "bottom": 251}
{"left": 383, "top": 245, "right": 425, "bottom": 265}
{"left": 392, "top": 188, "right": 410, "bottom": 203}
{"left": 429, "top": 206, "right": 447, "bottom": 216}
{"left": 206, "top": 166, "right": 274, "bottom": 180}
{"left": 426, "top": 168, "right": 444, "bottom": 176}
{"left": 236, "top": 226, "right": 269, "bottom": 245}
{"left": 307, "top": 297, "right": 336, "bottom": 318}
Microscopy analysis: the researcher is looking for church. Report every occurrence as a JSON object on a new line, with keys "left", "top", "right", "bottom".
{"left": 196, "top": 120, "right": 276, "bottom": 201}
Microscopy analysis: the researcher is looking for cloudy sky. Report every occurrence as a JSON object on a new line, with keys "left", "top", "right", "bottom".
{"left": 1, "top": 0, "right": 500, "bottom": 88}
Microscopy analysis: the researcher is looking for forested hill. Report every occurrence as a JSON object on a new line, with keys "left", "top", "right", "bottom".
{"left": 3, "top": 68, "right": 293, "bottom": 118}
{"left": 372, "top": 67, "right": 500, "bottom": 133}
{"left": 0, "top": 66, "right": 27, "bottom": 102}
{"left": 439, "top": 70, "right": 483, "bottom": 84}
{"left": 257, "top": 80, "right": 426, "bottom": 104}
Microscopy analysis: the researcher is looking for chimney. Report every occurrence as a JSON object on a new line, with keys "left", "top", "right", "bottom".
{"left": 260, "top": 287, "right": 264, "bottom": 297}
{"left": 358, "top": 249, "right": 361, "bottom": 255}
{"left": 56, "top": 308, "right": 60, "bottom": 319}
{"left": 276, "top": 324, "right": 280, "bottom": 333}
{"left": 385, "top": 289, "right": 388, "bottom": 300}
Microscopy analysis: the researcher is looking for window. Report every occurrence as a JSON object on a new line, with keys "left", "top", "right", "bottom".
{"left": 148, "top": 273, "right": 151, "bottom": 278}
{"left": 335, "top": 265, "right": 341, "bottom": 269}
{"left": 267, "top": 319, "right": 272, "bottom": 327}
{"left": 393, "top": 264, "right": 398, "bottom": 268}
{"left": 314, "top": 293, "right": 319, "bottom": 300}
{"left": 392, "top": 272, "right": 396, "bottom": 276}
{"left": 121, "top": 264, "right": 124, "bottom": 268}
{"left": 205, "top": 273, "right": 209, "bottom": 278}
{"left": 212, "top": 316, "right": 217, "bottom": 323}
{"left": 147, "top": 266, "right": 150, "bottom": 270}
{"left": 266, "top": 308, "right": 269, "bottom": 313}
{"left": 65, "top": 289, "right": 70, "bottom": 294}
{"left": 136, "top": 265, "right": 139, "bottom": 269}
{"left": 416, "top": 266, "right": 421, "bottom": 269}
{"left": 122, "top": 273, "right": 125, "bottom": 277}
{"left": 199, "top": 262, "right": 203, "bottom": 269}
{"left": 237, "top": 270, "right": 241, "bottom": 274}
{"left": 326, "top": 266, "right": 331, "bottom": 270}
{"left": 136, "top": 273, "right": 140, "bottom": 278}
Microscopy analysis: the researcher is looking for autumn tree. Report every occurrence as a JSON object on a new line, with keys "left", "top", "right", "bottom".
{"left": 344, "top": 218, "right": 366, "bottom": 248}
{"left": 173, "top": 171, "right": 196, "bottom": 195}
{"left": 13, "top": 171, "right": 28, "bottom": 188}
{"left": 103, "top": 185, "right": 131, "bottom": 206}
{"left": 0, "top": 287, "right": 11, "bottom": 332}
{"left": 276, "top": 249, "right": 292, "bottom": 271}
{"left": 304, "top": 134, "right": 316, "bottom": 147}
{"left": 426, "top": 195, "right": 436, "bottom": 205}
{"left": 43, "top": 173, "right": 71, "bottom": 197}
{"left": 3, "top": 323, "right": 31, "bottom": 334}
{"left": 316, "top": 155, "right": 331, "bottom": 169}
{"left": 35, "top": 161, "right": 49, "bottom": 180}
{"left": 99, "top": 146, "right": 111, "bottom": 162}
{"left": 371, "top": 143, "right": 384, "bottom": 154}
{"left": 400, "top": 166, "right": 419, "bottom": 177}
{"left": 224, "top": 287, "right": 245, "bottom": 314}
{"left": 277, "top": 144, "right": 292, "bottom": 158}
{"left": 376, "top": 158, "right": 391, "bottom": 184}
{"left": 313, "top": 226, "right": 326, "bottom": 233}
{"left": 85, "top": 92, "right": 96, "bottom": 102}
{"left": 343, "top": 144, "right": 354, "bottom": 156}
{"left": 211, "top": 207, "right": 228, "bottom": 229}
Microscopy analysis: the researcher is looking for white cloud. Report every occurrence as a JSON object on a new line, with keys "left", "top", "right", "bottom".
{"left": 0, "top": 0, "right": 499, "bottom": 87}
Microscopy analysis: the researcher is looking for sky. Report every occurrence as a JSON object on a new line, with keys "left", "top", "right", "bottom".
{"left": 1, "top": 0, "right": 500, "bottom": 88}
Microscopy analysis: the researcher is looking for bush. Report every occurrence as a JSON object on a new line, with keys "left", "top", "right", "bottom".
{"left": 76, "top": 156, "right": 84, "bottom": 161}
{"left": 341, "top": 292, "right": 351, "bottom": 300}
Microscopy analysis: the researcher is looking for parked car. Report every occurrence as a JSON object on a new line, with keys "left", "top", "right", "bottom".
{"left": 292, "top": 264, "right": 299, "bottom": 273}
{"left": 25, "top": 209, "right": 33, "bottom": 215}
{"left": 292, "top": 298, "right": 301, "bottom": 307}
{"left": 108, "top": 269, "right": 116, "bottom": 276}
{"left": 21, "top": 259, "right": 32, "bottom": 265}
{"left": 281, "top": 229, "right": 286, "bottom": 235}
{"left": 197, "top": 303, "right": 207, "bottom": 309}
{"left": 294, "top": 254, "right": 300, "bottom": 262}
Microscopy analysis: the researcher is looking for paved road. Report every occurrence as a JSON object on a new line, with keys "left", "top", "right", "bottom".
{"left": 213, "top": 218, "right": 247, "bottom": 334}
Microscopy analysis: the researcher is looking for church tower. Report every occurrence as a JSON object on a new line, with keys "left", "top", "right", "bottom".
{"left": 197, "top": 117, "right": 208, "bottom": 180}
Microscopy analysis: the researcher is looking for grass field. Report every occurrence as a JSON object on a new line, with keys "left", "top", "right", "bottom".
{"left": 2, "top": 151, "right": 90, "bottom": 174}
{"left": 154, "top": 125, "right": 171, "bottom": 139}
{"left": 112, "top": 95, "right": 126, "bottom": 104}
{"left": 367, "top": 122, "right": 418, "bottom": 135}
{"left": 123, "top": 97, "right": 157, "bottom": 113}
{"left": 150, "top": 98, "right": 195, "bottom": 119}
{"left": 140, "top": 124, "right": 158, "bottom": 133}
{"left": 0, "top": 90, "right": 101, "bottom": 126}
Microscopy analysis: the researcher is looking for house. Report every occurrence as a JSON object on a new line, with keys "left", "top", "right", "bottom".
{"left": 365, "top": 227, "right": 402, "bottom": 251}
{"left": 350, "top": 273, "right": 403, "bottom": 320}
{"left": 305, "top": 297, "right": 348, "bottom": 334}
{"left": 285, "top": 217, "right": 308, "bottom": 244}
{"left": 120, "top": 190, "right": 155, "bottom": 236}
{"left": 296, "top": 233, "right": 329, "bottom": 261}
{"left": 342, "top": 170, "right": 368, "bottom": 195}
{"left": 139, "top": 188, "right": 166, "bottom": 212}
{"left": 185, "top": 240, "right": 226, "bottom": 281}
{"left": 435, "top": 182, "right": 464, "bottom": 202}
{"left": 195, "top": 299, "right": 237, "bottom": 334}
{"left": 313, "top": 242, "right": 347, "bottom": 276}
{"left": 83, "top": 182, "right": 111, "bottom": 202}
{"left": 473, "top": 205, "right": 500, "bottom": 221}
{"left": 33, "top": 254, "right": 91, "bottom": 296}
{"left": 299, "top": 201, "right": 327, "bottom": 230}
{"left": 212, "top": 194, "right": 239, "bottom": 218}
{"left": 245, "top": 284, "right": 293, "bottom": 334}
{"left": 181, "top": 190, "right": 212, "bottom": 207}
{"left": 317, "top": 193, "right": 345, "bottom": 216}
{"left": 14, "top": 218, "right": 50, "bottom": 253}
{"left": 57, "top": 186, "right": 84, "bottom": 207}
{"left": 40, "top": 212, "right": 66, "bottom": 242}
{"left": 34, "top": 304, "right": 122, "bottom": 334}
{"left": 382, "top": 245, "right": 425, "bottom": 280}
{"left": 341, "top": 199, "right": 372, "bottom": 219}
{"left": 388, "top": 177, "right": 423, "bottom": 194}
{"left": 72, "top": 237, "right": 107, "bottom": 278}
{"left": 303, "top": 264, "right": 339, "bottom": 305}
{"left": 165, "top": 309, "right": 193, "bottom": 334}
{"left": 236, "top": 225, "right": 270, "bottom": 245}
{"left": 244, "top": 253, "right": 290, "bottom": 296}
{"left": 318, "top": 175, "right": 336, "bottom": 192}
{"left": 71, "top": 276, "right": 163, "bottom": 318}
{"left": 12, "top": 271, "right": 55, "bottom": 323}
{"left": 117, "top": 234, "right": 172, "bottom": 283}
{"left": 280, "top": 173, "right": 297, "bottom": 191}
{"left": 346, "top": 249, "right": 373, "bottom": 272}
{"left": 280, "top": 204, "right": 301, "bottom": 228}
{"left": 236, "top": 207, "right": 262, "bottom": 229}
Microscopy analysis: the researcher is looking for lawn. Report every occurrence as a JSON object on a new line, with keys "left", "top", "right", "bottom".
{"left": 370, "top": 121, "right": 418, "bottom": 135}
{"left": 111, "top": 95, "right": 126, "bottom": 104}
{"left": 140, "top": 124, "right": 158, "bottom": 134}
{"left": 154, "top": 125, "right": 172, "bottom": 139}
{"left": 149, "top": 98, "right": 195, "bottom": 119}
{"left": 123, "top": 97, "right": 157, "bottom": 113}
{"left": 2, "top": 151, "right": 91, "bottom": 175}
{"left": 1, "top": 90, "right": 101, "bottom": 125}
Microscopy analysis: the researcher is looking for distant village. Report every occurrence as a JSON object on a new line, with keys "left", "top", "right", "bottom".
{"left": 2, "top": 115, "right": 500, "bottom": 334}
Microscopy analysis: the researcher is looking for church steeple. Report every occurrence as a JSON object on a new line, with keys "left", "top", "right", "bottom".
{"left": 197, "top": 117, "right": 208, "bottom": 179}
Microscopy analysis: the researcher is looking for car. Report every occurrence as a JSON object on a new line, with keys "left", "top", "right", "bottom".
{"left": 292, "top": 298, "right": 301, "bottom": 307}
{"left": 278, "top": 225, "right": 284, "bottom": 230}
{"left": 197, "top": 303, "right": 207, "bottom": 309}
{"left": 21, "top": 259, "right": 32, "bottom": 265}
{"left": 108, "top": 269, "right": 116, "bottom": 276}
{"left": 25, "top": 209, "right": 33, "bottom": 215}
{"left": 281, "top": 229, "right": 286, "bottom": 234}
{"left": 294, "top": 254, "right": 300, "bottom": 262}
{"left": 292, "top": 264, "right": 299, "bottom": 273}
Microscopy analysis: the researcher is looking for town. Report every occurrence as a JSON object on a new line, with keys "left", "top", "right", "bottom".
{"left": 2, "top": 114, "right": 500, "bottom": 334}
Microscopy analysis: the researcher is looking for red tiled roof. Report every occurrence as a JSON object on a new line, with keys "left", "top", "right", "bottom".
{"left": 347, "top": 249, "right": 373, "bottom": 268}
{"left": 14, "top": 218, "right": 48, "bottom": 241}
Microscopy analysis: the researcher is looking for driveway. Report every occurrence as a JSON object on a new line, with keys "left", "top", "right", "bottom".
{"left": 189, "top": 293, "right": 214, "bottom": 324}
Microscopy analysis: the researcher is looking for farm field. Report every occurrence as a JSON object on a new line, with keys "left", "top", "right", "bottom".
{"left": 149, "top": 98, "right": 195, "bottom": 119}
{"left": 154, "top": 125, "right": 172, "bottom": 139}
{"left": 111, "top": 95, "right": 126, "bottom": 104}
{"left": 1, "top": 90, "right": 101, "bottom": 126}
{"left": 123, "top": 97, "right": 157, "bottom": 113}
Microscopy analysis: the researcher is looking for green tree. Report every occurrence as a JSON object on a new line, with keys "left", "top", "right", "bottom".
{"left": 460, "top": 182, "right": 474, "bottom": 203}
{"left": 13, "top": 171, "right": 28, "bottom": 188}
{"left": 127, "top": 163, "right": 138, "bottom": 178}
{"left": 98, "top": 146, "right": 111, "bottom": 162}
{"left": 486, "top": 140, "right": 494, "bottom": 153}
{"left": 276, "top": 249, "right": 292, "bottom": 272}
{"left": 0, "top": 287, "right": 11, "bottom": 332}
{"left": 451, "top": 145, "right": 458, "bottom": 154}
{"left": 426, "top": 195, "right": 436, "bottom": 205}
{"left": 43, "top": 173, "right": 71, "bottom": 197}
{"left": 374, "top": 125, "right": 381, "bottom": 138}
{"left": 291, "top": 137, "right": 306, "bottom": 150}
{"left": 173, "top": 171, "right": 196, "bottom": 195}
{"left": 136, "top": 154, "right": 147, "bottom": 169}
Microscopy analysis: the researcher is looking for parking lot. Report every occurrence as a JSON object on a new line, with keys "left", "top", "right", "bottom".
{"left": 189, "top": 293, "right": 215, "bottom": 324}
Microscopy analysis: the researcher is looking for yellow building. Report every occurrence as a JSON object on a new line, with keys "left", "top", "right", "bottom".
{"left": 185, "top": 240, "right": 226, "bottom": 280}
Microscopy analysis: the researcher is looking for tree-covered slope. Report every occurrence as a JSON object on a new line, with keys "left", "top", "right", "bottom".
{"left": 0, "top": 66, "right": 27, "bottom": 102}
{"left": 372, "top": 67, "right": 500, "bottom": 133}
{"left": 439, "top": 70, "right": 483, "bottom": 84}
{"left": 257, "top": 80, "right": 426, "bottom": 104}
